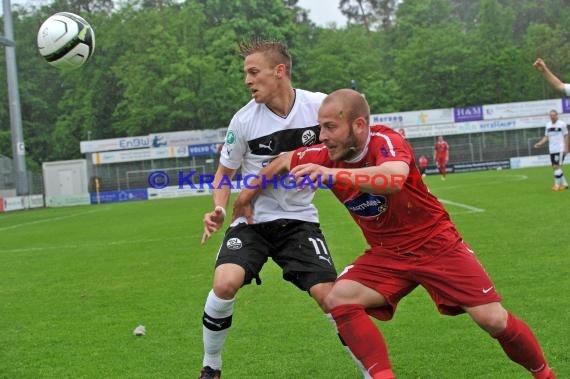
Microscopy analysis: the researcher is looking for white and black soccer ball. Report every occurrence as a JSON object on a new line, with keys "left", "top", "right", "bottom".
{"left": 37, "top": 12, "right": 95, "bottom": 70}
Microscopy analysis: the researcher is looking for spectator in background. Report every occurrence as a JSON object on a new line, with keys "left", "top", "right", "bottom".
{"left": 434, "top": 136, "right": 449, "bottom": 180}
{"left": 419, "top": 154, "right": 428, "bottom": 177}
{"left": 533, "top": 58, "right": 570, "bottom": 95}
{"left": 533, "top": 110, "right": 569, "bottom": 191}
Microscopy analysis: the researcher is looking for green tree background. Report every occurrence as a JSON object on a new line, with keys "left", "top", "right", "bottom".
{"left": 1, "top": 0, "right": 569, "bottom": 168}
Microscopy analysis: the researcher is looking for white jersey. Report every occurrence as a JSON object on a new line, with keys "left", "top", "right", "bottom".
{"left": 545, "top": 119, "right": 568, "bottom": 153}
{"left": 220, "top": 89, "right": 326, "bottom": 225}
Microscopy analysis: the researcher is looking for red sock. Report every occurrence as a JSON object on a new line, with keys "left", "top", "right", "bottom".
{"left": 331, "top": 304, "right": 394, "bottom": 379}
{"left": 492, "top": 312, "right": 555, "bottom": 378}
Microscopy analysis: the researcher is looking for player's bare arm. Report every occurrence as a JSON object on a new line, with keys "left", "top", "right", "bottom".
{"left": 534, "top": 136, "right": 548, "bottom": 149}
{"left": 291, "top": 161, "right": 409, "bottom": 195}
{"left": 231, "top": 152, "right": 293, "bottom": 222}
{"left": 533, "top": 58, "right": 566, "bottom": 93}
{"left": 201, "top": 164, "right": 236, "bottom": 244}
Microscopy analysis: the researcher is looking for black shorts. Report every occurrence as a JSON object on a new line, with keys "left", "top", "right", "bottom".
{"left": 550, "top": 152, "right": 565, "bottom": 166}
{"left": 216, "top": 219, "right": 337, "bottom": 291}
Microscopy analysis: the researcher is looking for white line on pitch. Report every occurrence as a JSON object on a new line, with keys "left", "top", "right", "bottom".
{"left": 432, "top": 174, "right": 528, "bottom": 191}
{"left": 439, "top": 199, "right": 485, "bottom": 213}
{"left": 1, "top": 235, "right": 202, "bottom": 254}
{"left": 0, "top": 208, "right": 108, "bottom": 232}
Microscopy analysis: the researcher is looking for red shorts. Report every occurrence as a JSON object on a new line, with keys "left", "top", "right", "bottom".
{"left": 337, "top": 227, "right": 502, "bottom": 321}
{"left": 436, "top": 158, "right": 446, "bottom": 167}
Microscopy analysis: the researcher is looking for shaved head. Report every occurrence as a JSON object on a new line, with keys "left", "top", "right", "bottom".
{"left": 321, "top": 89, "right": 370, "bottom": 125}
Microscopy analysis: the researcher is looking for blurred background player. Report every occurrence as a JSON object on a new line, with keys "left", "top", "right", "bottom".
{"left": 419, "top": 154, "right": 428, "bottom": 177}
{"left": 434, "top": 136, "right": 449, "bottom": 180}
{"left": 533, "top": 110, "right": 569, "bottom": 191}
{"left": 533, "top": 58, "right": 570, "bottom": 95}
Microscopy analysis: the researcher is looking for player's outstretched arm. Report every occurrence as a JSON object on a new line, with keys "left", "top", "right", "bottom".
{"left": 291, "top": 161, "right": 410, "bottom": 195}
{"left": 201, "top": 164, "right": 236, "bottom": 245}
{"left": 533, "top": 58, "right": 567, "bottom": 93}
{"left": 231, "top": 152, "right": 294, "bottom": 222}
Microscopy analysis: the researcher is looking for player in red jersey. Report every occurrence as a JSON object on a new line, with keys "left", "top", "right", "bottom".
{"left": 434, "top": 135, "right": 449, "bottom": 179}
{"left": 233, "top": 89, "right": 556, "bottom": 379}
{"left": 418, "top": 154, "right": 428, "bottom": 176}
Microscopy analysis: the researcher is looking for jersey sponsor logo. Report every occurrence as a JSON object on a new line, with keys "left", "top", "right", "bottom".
{"left": 248, "top": 125, "right": 320, "bottom": 156}
{"left": 258, "top": 139, "right": 274, "bottom": 152}
{"left": 344, "top": 193, "right": 388, "bottom": 218}
{"left": 302, "top": 129, "right": 317, "bottom": 146}
{"left": 226, "top": 237, "right": 242, "bottom": 250}
{"left": 226, "top": 130, "right": 236, "bottom": 144}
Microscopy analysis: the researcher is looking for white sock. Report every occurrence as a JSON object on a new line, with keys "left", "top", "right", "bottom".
{"left": 326, "top": 313, "right": 372, "bottom": 379}
{"left": 202, "top": 289, "right": 235, "bottom": 370}
{"left": 554, "top": 169, "right": 563, "bottom": 186}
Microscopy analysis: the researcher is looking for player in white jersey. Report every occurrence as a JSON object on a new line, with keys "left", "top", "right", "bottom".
{"left": 198, "top": 40, "right": 368, "bottom": 379}
{"left": 534, "top": 110, "right": 569, "bottom": 190}
{"left": 533, "top": 58, "right": 570, "bottom": 95}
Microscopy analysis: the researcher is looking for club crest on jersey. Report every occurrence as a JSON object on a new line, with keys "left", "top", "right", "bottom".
{"left": 226, "top": 131, "right": 236, "bottom": 144}
{"left": 344, "top": 193, "right": 387, "bottom": 218}
{"left": 302, "top": 130, "right": 317, "bottom": 146}
{"left": 226, "top": 237, "right": 243, "bottom": 250}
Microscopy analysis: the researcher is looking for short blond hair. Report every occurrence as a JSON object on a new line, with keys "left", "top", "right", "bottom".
{"left": 238, "top": 39, "right": 292, "bottom": 77}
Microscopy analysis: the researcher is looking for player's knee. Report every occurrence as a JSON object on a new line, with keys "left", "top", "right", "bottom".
{"left": 213, "top": 265, "right": 245, "bottom": 299}
{"left": 469, "top": 303, "right": 508, "bottom": 334}
{"left": 212, "top": 270, "right": 243, "bottom": 298}
{"left": 324, "top": 287, "right": 354, "bottom": 310}
{"left": 310, "top": 282, "right": 334, "bottom": 312}
{"left": 212, "top": 283, "right": 239, "bottom": 299}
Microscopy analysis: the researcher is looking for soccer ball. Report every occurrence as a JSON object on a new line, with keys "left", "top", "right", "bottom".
{"left": 37, "top": 12, "right": 95, "bottom": 70}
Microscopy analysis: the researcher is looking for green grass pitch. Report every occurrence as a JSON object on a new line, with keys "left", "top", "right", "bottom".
{"left": 1, "top": 166, "right": 568, "bottom": 378}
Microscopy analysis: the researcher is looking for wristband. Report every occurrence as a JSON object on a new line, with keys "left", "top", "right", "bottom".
{"left": 215, "top": 205, "right": 226, "bottom": 217}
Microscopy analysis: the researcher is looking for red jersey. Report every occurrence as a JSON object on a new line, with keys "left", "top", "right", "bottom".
{"left": 419, "top": 155, "right": 428, "bottom": 168}
{"left": 290, "top": 125, "right": 455, "bottom": 253}
{"left": 435, "top": 141, "right": 449, "bottom": 159}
